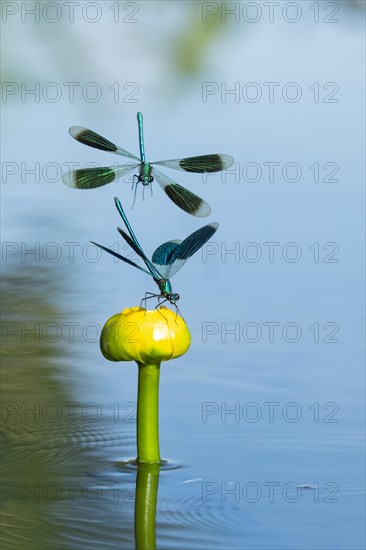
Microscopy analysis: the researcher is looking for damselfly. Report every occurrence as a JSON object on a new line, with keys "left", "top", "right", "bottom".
{"left": 91, "top": 197, "right": 218, "bottom": 306}
{"left": 63, "top": 113, "right": 234, "bottom": 217}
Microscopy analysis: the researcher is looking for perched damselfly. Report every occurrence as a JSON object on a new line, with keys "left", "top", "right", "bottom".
{"left": 91, "top": 197, "right": 218, "bottom": 306}
{"left": 63, "top": 113, "right": 234, "bottom": 217}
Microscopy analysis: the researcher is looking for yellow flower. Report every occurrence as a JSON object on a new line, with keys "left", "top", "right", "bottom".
{"left": 100, "top": 306, "right": 191, "bottom": 364}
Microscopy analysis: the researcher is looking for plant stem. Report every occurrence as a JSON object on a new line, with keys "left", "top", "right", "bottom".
{"left": 136, "top": 362, "right": 161, "bottom": 464}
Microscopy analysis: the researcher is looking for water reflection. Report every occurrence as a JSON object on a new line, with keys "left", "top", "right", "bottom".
{"left": 135, "top": 463, "right": 160, "bottom": 550}
{"left": 1, "top": 265, "right": 72, "bottom": 548}
{"left": 0, "top": 265, "right": 136, "bottom": 549}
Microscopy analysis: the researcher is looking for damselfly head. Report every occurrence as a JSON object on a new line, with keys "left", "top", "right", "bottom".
{"left": 143, "top": 175, "right": 153, "bottom": 184}
{"left": 169, "top": 293, "right": 180, "bottom": 304}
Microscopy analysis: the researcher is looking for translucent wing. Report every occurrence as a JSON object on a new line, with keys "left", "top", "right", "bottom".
{"left": 117, "top": 227, "right": 163, "bottom": 280}
{"left": 114, "top": 198, "right": 163, "bottom": 280}
{"left": 62, "top": 164, "right": 138, "bottom": 189}
{"left": 152, "top": 240, "right": 181, "bottom": 279}
{"left": 114, "top": 197, "right": 146, "bottom": 258}
{"left": 152, "top": 154, "right": 234, "bottom": 173}
{"left": 90, "top": 197, "right": 164, "bottom": 281}
{"left": 152, "top": 168, "right": 211, "bottom": 217}
{"left": 154, "top": 222, "right": 219, "bottom": 279}
{"left": 69, "top": 126, "right": 140, "bottom": 161}
{"left": 90, "top": 241, "right": 152, "bottom": 276}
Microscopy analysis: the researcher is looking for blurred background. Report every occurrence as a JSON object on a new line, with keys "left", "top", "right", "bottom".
{"left": 1, "top": 1, "right": 365, "bottom": 549}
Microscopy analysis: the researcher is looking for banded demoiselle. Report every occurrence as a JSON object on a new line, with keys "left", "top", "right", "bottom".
{"left": 91, "top": 197, "right": 218, "bottom": 306}
{"left": 63, "top": 112, "right": 234, "bottom": 217}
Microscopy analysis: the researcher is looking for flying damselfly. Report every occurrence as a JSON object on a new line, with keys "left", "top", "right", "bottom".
{"left": 62, "top": 112, "right": 234, "bottom": 217}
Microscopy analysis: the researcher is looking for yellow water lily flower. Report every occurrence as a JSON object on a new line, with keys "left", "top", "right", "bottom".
{"left": 100, "top": 306, "right": 191, "bottom": 364}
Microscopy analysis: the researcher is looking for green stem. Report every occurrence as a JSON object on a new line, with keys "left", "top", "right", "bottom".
{"left": 136, "top": 362, "right": 161, "bottom": 464}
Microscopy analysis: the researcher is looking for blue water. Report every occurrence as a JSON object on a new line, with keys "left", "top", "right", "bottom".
{"left": 1, "top": 2, "right": 365, "bottom": 548}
